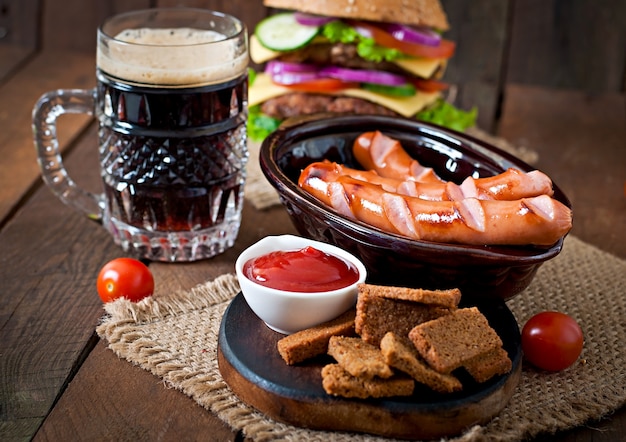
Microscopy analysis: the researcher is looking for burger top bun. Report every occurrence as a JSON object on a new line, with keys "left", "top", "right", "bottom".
{"left": 263, "top": 0, "right": 450, "bottom": 31}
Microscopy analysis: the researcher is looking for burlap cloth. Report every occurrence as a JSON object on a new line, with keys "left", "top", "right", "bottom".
{"left": 96, "top": 134, "right": 626, "bottom": 441}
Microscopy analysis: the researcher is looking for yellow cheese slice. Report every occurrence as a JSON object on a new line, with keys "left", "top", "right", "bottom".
{"left": 341, "top": 87, "right": 440, "bottom": 117}
{"left": 249, "top": 73, "right": 440, "bottom": 117}
{"left": 249, "top": 72, "right": 292, "bottom": 105}
{"left": 250, "top": 34, "right": 282, "bottom": 64}
{"left": 393, "top": 57, "right": 444, "bottom": 80}
{"left": 249, "top": 34, "right": 445, "bottom": 79}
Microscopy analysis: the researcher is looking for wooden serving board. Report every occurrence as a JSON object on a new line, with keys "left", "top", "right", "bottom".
{"left": 217, "top": 294, "right": 522, "bottom": 440}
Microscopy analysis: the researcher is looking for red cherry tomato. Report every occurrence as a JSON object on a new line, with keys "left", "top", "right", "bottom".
{"left": 96, "top": 258, "right": 154, "bottom": 303}
{"left": 521, "top": 311, "right": 584, "bottom": 372}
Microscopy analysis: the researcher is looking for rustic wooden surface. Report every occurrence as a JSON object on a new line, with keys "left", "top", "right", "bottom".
{"left": 505, "top": 0, "right": 626, "bottom": 93}
{"left": 1, "top": 0, "right": 625, "bottom": 440}
{"left": 499, "top": 85, "right": 626, "bottom": 259}
{"left": 439, "top": 0, "right": 510, "bottom": 132}
{"left": 0, "top": 51, "right": 93, "bottom": 224}
{"left": 440, "top": 0, "right": 626, "bottom": 131}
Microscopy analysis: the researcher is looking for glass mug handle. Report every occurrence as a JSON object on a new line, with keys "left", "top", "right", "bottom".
{"left": 32, "top": 88, "right": 103, "bottom": 221}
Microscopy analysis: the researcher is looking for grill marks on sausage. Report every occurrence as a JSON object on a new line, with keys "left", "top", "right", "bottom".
{"left": 354, "top": 131, "right": 443, "bottom": 183}
{"left": 300, "top": 161, "right": 554, "bottom": 203}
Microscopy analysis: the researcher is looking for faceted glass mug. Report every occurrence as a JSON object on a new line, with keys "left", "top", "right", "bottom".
{"left": 33, "top": 8, "right": 249, "bottom": 262}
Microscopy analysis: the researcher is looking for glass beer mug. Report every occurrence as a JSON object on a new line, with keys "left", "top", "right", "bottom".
{"left": 33, "top": 8, "right": 249, "bottom": 262}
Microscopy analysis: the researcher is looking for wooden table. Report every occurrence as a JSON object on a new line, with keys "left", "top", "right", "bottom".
{"left": 1, "top": 49, "right": 625, "bottom": 441}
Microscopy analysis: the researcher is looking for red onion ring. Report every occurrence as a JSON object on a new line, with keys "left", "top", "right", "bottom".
{"left": 265, "top": 60, "right": 319, "bottom": 74}
{"left": 269, "top": 71, "right": 322, "bottom": 85}
{"left": 265, "top": 62, "right": 410, "bottom": 88}
{"left": 294, "top": 12, "right": 335, "bottom": 27}
{"left": 384, "top": 24, "right": 441, "bottom": 47}
{"left": 319, "top": 66, "right": 407, "bottom": 86}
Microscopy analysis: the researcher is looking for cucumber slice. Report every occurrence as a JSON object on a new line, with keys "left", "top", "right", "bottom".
{"left": 255, "top": 13, "right": 320, "bottom": 52}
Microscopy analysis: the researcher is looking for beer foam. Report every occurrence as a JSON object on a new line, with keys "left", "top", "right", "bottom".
{"left": 115, "top": 27, "right": 224, "bottom": 46}
{"left": 98, "top": 27, "right": 248, "bottom": 87}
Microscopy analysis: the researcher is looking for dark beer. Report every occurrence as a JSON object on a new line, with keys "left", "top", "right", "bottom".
{"left": 97, "top": 72, "right": 248, "bottom": 234}
{"left": 33, "top": 10, "right": 249, "bottom": 261}
{"left": 96, "top": 21, "right": 249, "bottom": 260}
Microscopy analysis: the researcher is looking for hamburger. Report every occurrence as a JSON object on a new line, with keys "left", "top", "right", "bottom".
{"left": 248, "top": 0, "right": 476, "bottom": 141}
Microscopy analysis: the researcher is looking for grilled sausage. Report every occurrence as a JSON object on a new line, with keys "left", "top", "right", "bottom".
{"left": 299, "top": 175, "right": 572, "bottom": 246}
{"left": 300, "top": 160, "right": 554, "bottom": 201}
{"left": 353, "top": 130, "right": 444, "bottom": 183}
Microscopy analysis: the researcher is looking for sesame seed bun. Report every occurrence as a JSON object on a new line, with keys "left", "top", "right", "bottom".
{"left": 263, "top": 0, "right": 450, "bottom": 30}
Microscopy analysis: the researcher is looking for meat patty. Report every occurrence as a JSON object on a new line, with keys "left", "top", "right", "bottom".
{"left": 261, "top": 93, "right": 400, "bottom": 120}
{"left": 278, "top": 43, "right": 402, "bottom": 73}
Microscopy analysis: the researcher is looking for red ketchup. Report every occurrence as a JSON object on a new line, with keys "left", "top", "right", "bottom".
{"left": 243, "top": 246, "right": 360, "bottom": 292}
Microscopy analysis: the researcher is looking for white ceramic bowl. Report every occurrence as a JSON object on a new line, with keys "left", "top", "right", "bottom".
{"left": 235, "top": 234, "right": 367, "bottom": 334}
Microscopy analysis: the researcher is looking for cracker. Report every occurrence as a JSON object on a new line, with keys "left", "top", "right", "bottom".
{"left": 409, "top": 307, "right": 503, "bottom": 374}
{"left": 463, "top": 346, "right": 512, "bottom": 383}
{"left": 327, "top": 336, "right": 393, "bottom": 379}
{"left": 380, "top": 332, "right": 462, "bottom": 393}
{"left": 277, "top": 309, "right": 356, "bottom": 365}
{"left": 321, "top": 363, "right": 414, "bottom": 399}
{"left": 355, "top": 285, "right": 453, "bottom": 346}
{"left": 358, "top": 283, "right": 461, "bottom": 309}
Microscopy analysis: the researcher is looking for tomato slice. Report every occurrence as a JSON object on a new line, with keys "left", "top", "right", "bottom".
{"left": 280, "top": 78, "right": 359, "bottom": 92}
{"left": 351, "top": 21, "right": 456, "bottom": 59}
{"left": 411, "top": 78, "right": 450, "bottom": 93}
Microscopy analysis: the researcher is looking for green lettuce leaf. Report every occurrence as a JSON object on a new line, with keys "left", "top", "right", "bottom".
{"left": 322, "top": 21, "right": 404, "bottom": 62}
{"left": 321, "top": 21, "right": 359, "bottom": 43}
{"left": 415, "top": 100, "right": 478, "bottom": 132}
{"left": 356, "top": 38, "right": 404, "bottom": 62}
{"left": 247, "top": 70, "right": 281, "bottom": 142}
{"left": 248, "top": 105, "right": 281, "bottom": 142}
{"left": 248, "top": 67, "right": 257, "bottom": 86}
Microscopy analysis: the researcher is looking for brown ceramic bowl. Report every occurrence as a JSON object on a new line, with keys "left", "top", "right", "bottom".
{"left": 259, "top": 114, "right": 571, "bottom": 301}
